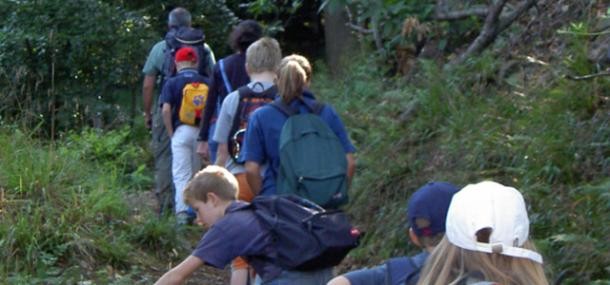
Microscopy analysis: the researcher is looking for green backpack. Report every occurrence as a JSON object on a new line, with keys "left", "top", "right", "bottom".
{"left": 271, "top": 99, "right": 348, "bottom": 209}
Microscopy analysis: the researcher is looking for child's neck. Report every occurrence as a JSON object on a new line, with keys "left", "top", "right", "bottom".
{"left": 218, "top": 199, "right": 234, "bottom": 213}
{"left": 249, "top": 71, "right": 276, "bottom": 83}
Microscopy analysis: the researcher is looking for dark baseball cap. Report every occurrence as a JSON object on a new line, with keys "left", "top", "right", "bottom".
{"left": 407, "top": 181, "right": 459, "bottom": 237}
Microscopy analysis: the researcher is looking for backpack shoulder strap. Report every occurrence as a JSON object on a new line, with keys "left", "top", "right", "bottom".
{"left": 298, "top": 97, "right": 325, "bottom": 115}
{"left": 270, "top": 99, "right": 297, "bottom": 117}
{"left": 229, "top": 86, "right": 251, "bottom": 139}
{"left": 219, "top": 59, "right": 232, "bottom": 93}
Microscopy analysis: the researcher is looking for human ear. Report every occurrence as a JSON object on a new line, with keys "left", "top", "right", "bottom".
{"left": 206, "top": 192, "right": 219, "bottom": 205}
{"left": 409, "top": 228, "right": 422, "bottom": 247}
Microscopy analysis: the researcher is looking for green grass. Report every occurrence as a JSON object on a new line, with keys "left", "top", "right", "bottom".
{"left": 0, "top": 124, "right": 193, "bottom": 283}
{"left": 312, "top": 50, "right": 610, "bottom": 283}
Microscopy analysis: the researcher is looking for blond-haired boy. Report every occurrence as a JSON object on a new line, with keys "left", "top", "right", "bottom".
{"left": 155, "top": 165, "right": 332, "bottom": 285}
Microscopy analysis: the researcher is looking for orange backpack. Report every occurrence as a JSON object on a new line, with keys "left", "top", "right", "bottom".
{"left": 179, "top": 82, "right": 208, "bottom": 126}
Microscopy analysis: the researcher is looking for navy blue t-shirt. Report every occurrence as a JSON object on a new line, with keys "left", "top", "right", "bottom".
{"left": 159, "top": 68, "right": 210, "bottom": 130}
{"left": 191, "top": 201, "right": 283, "bottom": 281}
{"left": 199, "top": 53, "right": 250, "bottom": 141}
{"left": 344, "top": 251, "right": 429, "bottom": 285}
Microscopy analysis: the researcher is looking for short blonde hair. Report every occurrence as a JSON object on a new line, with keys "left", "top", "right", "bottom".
{"left": 245, "top": 37, "right": 282, "bottom": 73}
{"left": 183, "top": 165, "right": 237, "bottom": 205}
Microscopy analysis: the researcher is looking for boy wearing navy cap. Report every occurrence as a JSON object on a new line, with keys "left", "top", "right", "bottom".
{"left": 327, "top": 181, "right": 459, "bottom": 285}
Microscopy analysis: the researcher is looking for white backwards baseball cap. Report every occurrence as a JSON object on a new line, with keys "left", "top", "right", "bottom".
{"left": 445, "top": 181, "right": 543, "bottom": 264}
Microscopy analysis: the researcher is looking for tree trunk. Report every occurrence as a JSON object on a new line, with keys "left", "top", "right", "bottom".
{"left": 323, "top": 6, "right": 357, "bottom": 75}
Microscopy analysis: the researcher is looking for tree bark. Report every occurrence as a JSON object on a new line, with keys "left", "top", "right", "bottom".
{"left": 323, "top": 5, "right": 358, "bottom": 75}
{"left": 451, "top": 0, "right": 538, "bottom": 65}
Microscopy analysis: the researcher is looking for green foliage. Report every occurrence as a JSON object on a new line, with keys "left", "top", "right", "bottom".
{"left": 312, "top": 45, "right": 609, "bottom": 282}
{"left": 0, "top": 0, "right": 154, "bottom": 134}
{"left": 0, "top": 125, "right": 183, "bottom": 282}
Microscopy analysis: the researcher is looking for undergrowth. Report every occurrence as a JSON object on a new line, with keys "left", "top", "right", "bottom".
{"left": 0, "top": 125, "right": 190, "bottom": 283}
{"left": 312, "top": 50, "right": 609, "bottom": 284}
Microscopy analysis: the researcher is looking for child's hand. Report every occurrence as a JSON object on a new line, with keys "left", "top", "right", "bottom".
{"left": 197, "top": 141, "right": 209, "bottom": 162}
{"left": 144, "top": 113, "right": 152, "bottom": 129}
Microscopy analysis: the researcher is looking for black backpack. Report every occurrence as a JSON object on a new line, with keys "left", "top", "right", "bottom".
{"left": 238, "top": 195, "right": 361, "bottom": 271}
{"left": 162, "top": 26, "right": 212, "bottom": 81}
{"left": 228, "top": 84, "right": 277, "bottom": 163}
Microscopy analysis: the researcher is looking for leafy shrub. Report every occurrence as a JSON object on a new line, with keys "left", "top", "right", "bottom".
{"left": 0, "top": 0, "right": 154, "bottom": 134}
{"left": 312, "top": 48, "right": 610, "bottom": 283}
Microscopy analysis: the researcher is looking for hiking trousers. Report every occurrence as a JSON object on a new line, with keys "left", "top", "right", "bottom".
{"left": 254, "top": 267, "right": 333, "bottom": 285}
{"left": 151, "top": 103, "right": 174, "bottom": 214}
{"left": 171, "top": 124, "right": 202, "bottom": 214}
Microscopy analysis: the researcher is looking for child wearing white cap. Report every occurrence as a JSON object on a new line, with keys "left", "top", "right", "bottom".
{"left": 416, "top": 181, "right": 549, "bottom": 285}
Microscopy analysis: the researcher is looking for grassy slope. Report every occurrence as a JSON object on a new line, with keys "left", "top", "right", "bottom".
{"left": 311, "top": 51, "right": 609, "bottom": 284}
{"left": 0, "top": 126, "right": 230, "bottom": 284}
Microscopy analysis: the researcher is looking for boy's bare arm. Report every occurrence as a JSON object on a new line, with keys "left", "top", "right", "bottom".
{"left": 162, "top": 103, "right": 174, "bottom": 137}
{"left": 346, "top": 153, "right": 356, "bottom": 189}
{"left": 245, "top": 161, "right": 262, "bottom": 196}
{"left": 327, "top": 276, "right": 352, "bottom": 285}
{"left": 215, "top": 143, "right": 229, "bottom": 167}
{"left": 142, "top": 75, "right": 156, "bottom": 128}
{"left": 155, "top": 255, "right": 203, "bottom": 285}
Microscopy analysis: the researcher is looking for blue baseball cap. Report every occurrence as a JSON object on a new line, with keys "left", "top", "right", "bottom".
{"left": 407, "top": 181, "right": 459, "bottom": 237}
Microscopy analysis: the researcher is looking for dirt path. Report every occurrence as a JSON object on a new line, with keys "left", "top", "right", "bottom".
{"left": 125, "top": 190, "right": 230, "bottom": 284}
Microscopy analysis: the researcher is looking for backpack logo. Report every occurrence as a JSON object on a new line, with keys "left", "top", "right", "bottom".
{"left": 179, "top": 82, "right": 208, "bottom": 126}
{"left": 229, "top": 85, "right": 277, "bottom": 163}
{"left": 271, "top": 99, "right": 349, "bottom": 209}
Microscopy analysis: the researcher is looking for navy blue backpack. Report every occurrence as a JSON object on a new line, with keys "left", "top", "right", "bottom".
{"left": 245, "top": 195, "right": 361, "bottom": 270}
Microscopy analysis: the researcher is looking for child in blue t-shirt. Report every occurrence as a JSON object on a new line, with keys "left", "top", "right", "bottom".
{"left": 327, "top": 181, "right": 459, "bottom": 285}
{"left": 154, "top": 165, "right": 332, "bottom": 285}
{"left": 242, "top": 54, "right": 356, "bottom": 197}
{"left": 159, "top": 47, "right": 210, "bottom": 225}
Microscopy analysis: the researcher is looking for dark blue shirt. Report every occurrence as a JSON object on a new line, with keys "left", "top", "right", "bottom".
{"left": 191, "top": 201, "right": 282, "bottom": 281}
{"left": 199, "top": 53, "right": 250, "bottom": 141}
{"left": 159, "top": 68, "right": 210, "bottom": 130}
{"left": 344, "top": 251, "right": 429, "bottom": 285}
{"left": 242, "top": 95, "right": 356, "bottom": 196}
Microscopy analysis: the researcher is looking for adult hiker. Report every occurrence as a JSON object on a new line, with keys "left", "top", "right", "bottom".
{"left": 142, "top": 7, "right": 215, "bottom": 214}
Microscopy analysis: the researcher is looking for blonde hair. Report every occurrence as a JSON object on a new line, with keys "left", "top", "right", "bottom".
{"left": 280, "top": 54, "right": 312, "bottom": 83}
{"left": 183, "top": 165, "right": 237, "bottom": 205}
{"left": 245, "top": 37, "right": 282, "bottom": 73}
{"left": 277, "top": 55, "right": 312, "bottom": 104}
{"left": 417, "top": 237, "right": 549, "bottom": 285}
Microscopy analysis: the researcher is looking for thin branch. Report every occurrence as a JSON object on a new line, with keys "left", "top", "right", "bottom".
{"left": 347, "top": 23, "right": 373, "bottom": 34}
{"left": 434, "top": 5, "right": 488, "bottom": 20}
{"left": 344, "top": 6, "right": 383, "bottom": 52}
{"left": 453, "top": 0, "right": 508, "bottom": 64}
{"left": 498, "top": 0, "right": 537, "bottom": 32}
{"left": 565, "top": 71, "right": 610, "bottom": 81}
{"left": 451, "top": 0, "right": 538, "bottom": 65}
